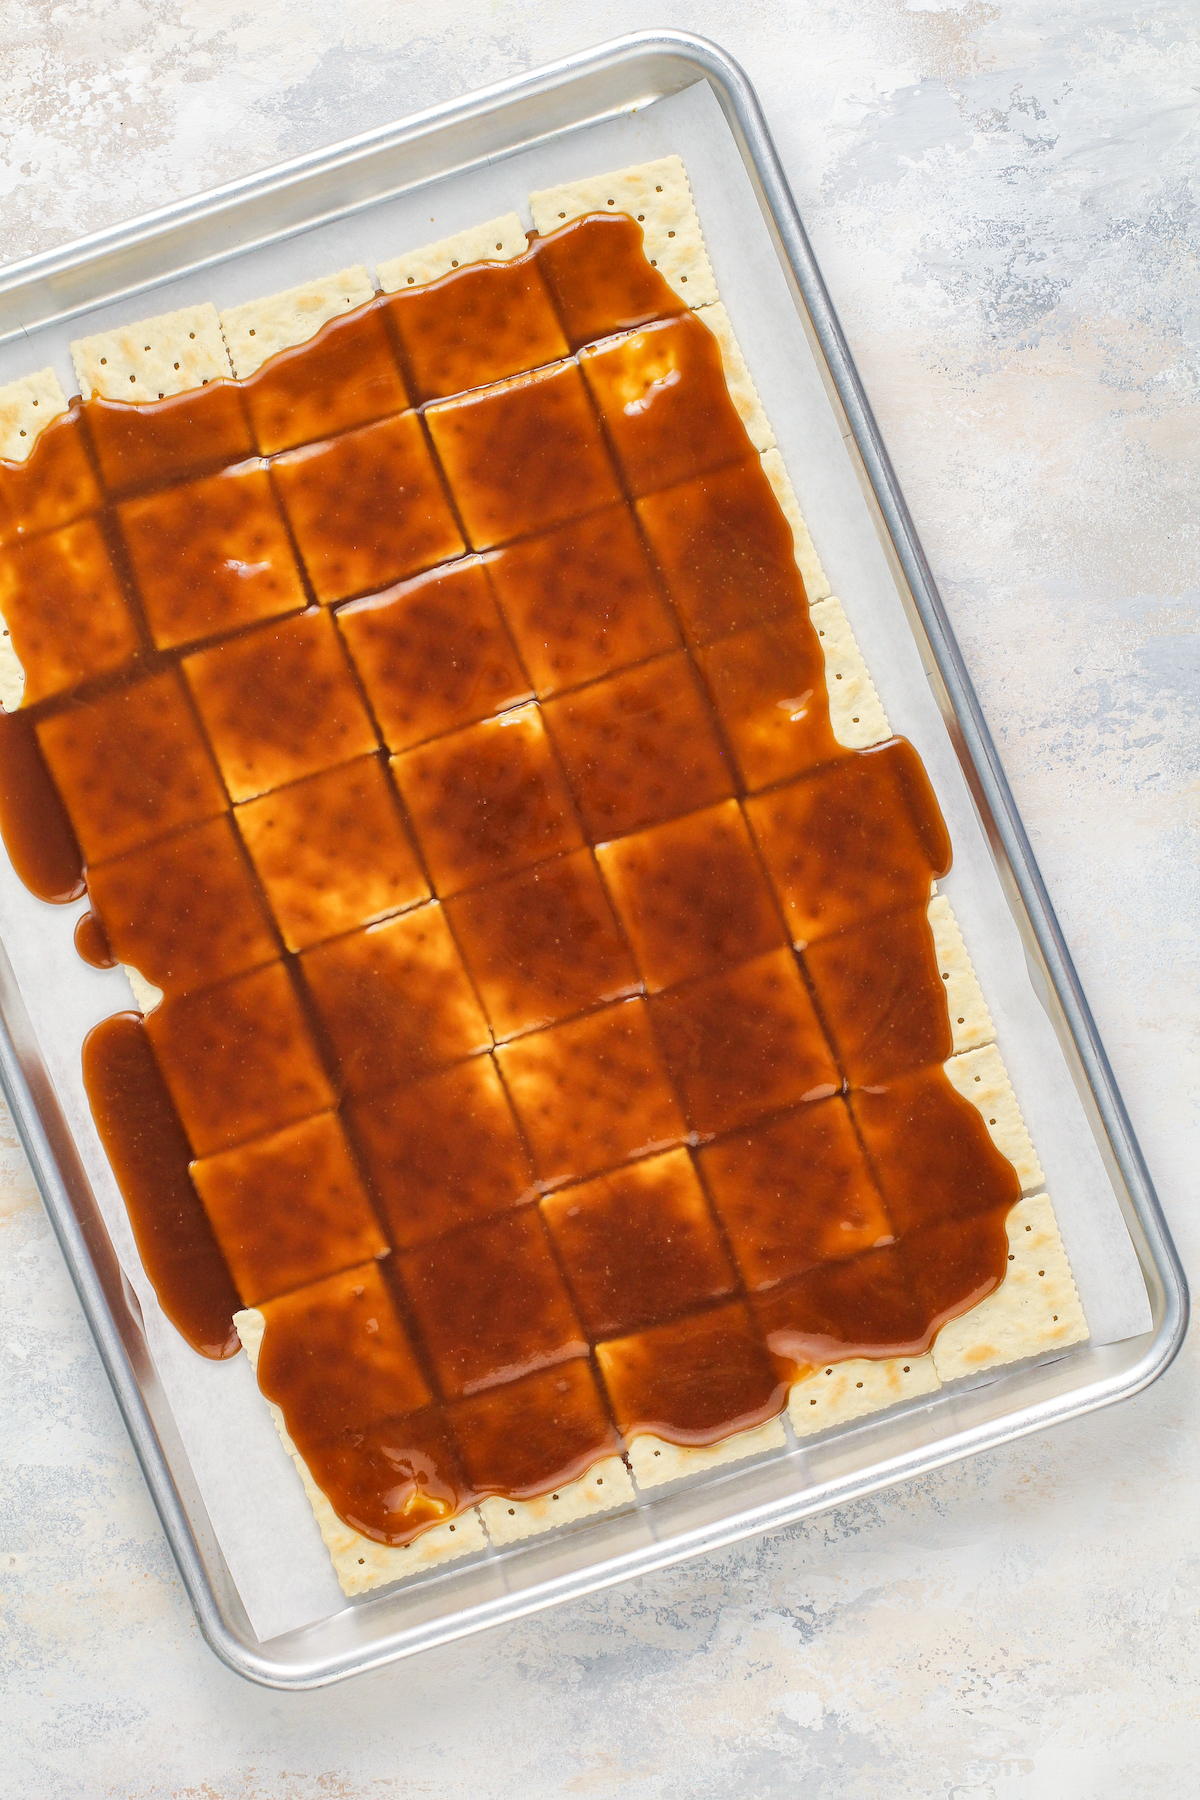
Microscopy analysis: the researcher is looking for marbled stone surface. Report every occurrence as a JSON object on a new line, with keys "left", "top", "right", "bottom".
{"left": 2, "top": 1, "right": 1197, "bottom": 1792}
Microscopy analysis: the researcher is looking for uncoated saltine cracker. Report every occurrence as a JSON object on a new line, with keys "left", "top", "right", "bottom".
{"left": 220, "top": 267, "right": 375, "bottom": 378}
{"left": 124, "top": 966, "right": 163, "bottom": 1015}
{"left": 0, "top": 367, "right": 69, "bottom": 463}
{"left": 701, "top": 303, "right": 774, "bottom": 452}
{"left": 479, "top": 1455, "right": 634, "bottom": 1545}
{"left": 808, "top": 596, "right": 890, "bottom": 747}
{"left": 529, "top": 155, "right": 718, "bottom": 306}
{"left": 0, "top": 634, "right": 24, "bottom": 713}
{"left": 377, "top": 214, "right": 527, "bottom": 293}
{"left": 928, "top": 894, "right": 995, "bottom": 1055}
{"left": 789, "top": 1354, "right": 940, "bottom": 1438}
{"left": 944, "top": 1042, "right": 1044, "bottom": 1193}
{"left": 932, "top": 1193, "right": 1088, "bottom": 1379}
{"left": 72, "top": 304, "right": 231, "bottom": 402}
{"left": 761, "top": 449, "right": 830, "bottom": 603}
{"left": 234, "top": 1308, "right": 486, "bottom": 1597}
{"left": 628, "top": 1416, "right": 786, "bottom": 1490}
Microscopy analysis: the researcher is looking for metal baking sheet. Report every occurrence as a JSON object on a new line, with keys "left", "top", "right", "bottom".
{"left": 0, "top": 30, "right": 1185, "bottom": 1687}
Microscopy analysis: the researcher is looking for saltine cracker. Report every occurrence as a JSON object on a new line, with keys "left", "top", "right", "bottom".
{"left": 234, "top": 1307, "right": 486, "bottom": 1597}
{"left": 479, "top": 1455, "right": 634, "bottom": 1545}
{"left": 932, "top": 1193, "right": 1088, "bottom": 1378}
{"left": 944, "top": 1042, "right": 1044, "bottom": 1193}
{"left": 929, "top": 894, "right": 995, "bottom": 1055}
{"left": 220, "top": 267, "right": 375, "bottom": 378}
{"left": 789, "top": 1354, "right": 941, "bottom": 1438}
{"left": 0, "top": 368, "right": 69, "bottom": 463}
{"left": 72, "top": 304, "right": 232, "bottom": 401}
{"left": 628, "top": 1416, "right": 787, "bottom": 1490}
{"left": 529, "top": 155, "right": 718, "bottom": 306}
{"left": 377, "top": 213, "right": 528, "bottom": 293}
{"left": 808, "top": 596, "right": 891, "bottom": 747}
{"left": 761, "top": 448, "right": 830, "bottom": 603}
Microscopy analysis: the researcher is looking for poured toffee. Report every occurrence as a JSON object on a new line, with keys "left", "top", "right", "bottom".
{"left": 0, "top": 212, "right": 1015, "bottom": 1543}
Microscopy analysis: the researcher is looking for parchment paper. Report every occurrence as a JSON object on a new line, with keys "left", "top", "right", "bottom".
{"left": 0, "top": 78, "right": 1151, "bottom": 1641}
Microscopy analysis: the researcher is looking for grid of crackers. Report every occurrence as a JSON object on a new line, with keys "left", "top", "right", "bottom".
{"left": 0, "top": 156, "right": 1087, "bottom": 1598}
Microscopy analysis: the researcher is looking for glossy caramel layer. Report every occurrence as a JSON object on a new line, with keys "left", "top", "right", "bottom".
{"left": 0, "top": 212, "right": 1014, "bottom": 1550}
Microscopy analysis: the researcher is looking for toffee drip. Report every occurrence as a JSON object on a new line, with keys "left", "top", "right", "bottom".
{"left": 82, "top": 1012, "right": 241, "bottom": 1359}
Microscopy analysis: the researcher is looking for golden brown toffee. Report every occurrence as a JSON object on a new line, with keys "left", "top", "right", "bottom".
{"left": 0, "top": 212, "right": 1016, "bottom": 1546}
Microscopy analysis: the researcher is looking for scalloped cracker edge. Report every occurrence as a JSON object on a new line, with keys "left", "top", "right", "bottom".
{"left": 627, "top": 1415, "right": 786, "bottom": 1490}
{"left": 233, "top": 1307, "right": 486, "bottom": 1597}
{"left": 0, "top": 368, "right": 69, "bottom": 464}
{"left": 377, "top": 214, "right": 528, "bottom": 294}
{"left": 479, "top": 1454, "right": 634, "bottom": 1545}
{"left": 808, "top": 596, "right": 890, "bottom": 747}
{"left": 220, "top": 268, "right": 375, "bottom": 379}
{"left": 701, "top": 303, "right": 774, "bottom": 452}
{"left": 789, "top": 1353, "right": 940, "bottom": 1438}
{"left": 932, "top": 1193, "right": 1089, "bottom": 1379}
{"left": 761, "top": 449, "right": 830, "bottom": 603}
{"left": 529, "top": 156, "right": 718, "bottom": 307}
{"left": 928, "top": 894, "right": 995, "bottom": 1054}
{"left": 944, "top": 1042, "right": 1044, "bottom": 1193}
{"left": 72, "top": 304, "right": 231, "bottom": 402}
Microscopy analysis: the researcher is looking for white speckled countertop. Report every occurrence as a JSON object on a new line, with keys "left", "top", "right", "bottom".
{"left": 2, "top": 1, "right": 1197, "bottom": 1791}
